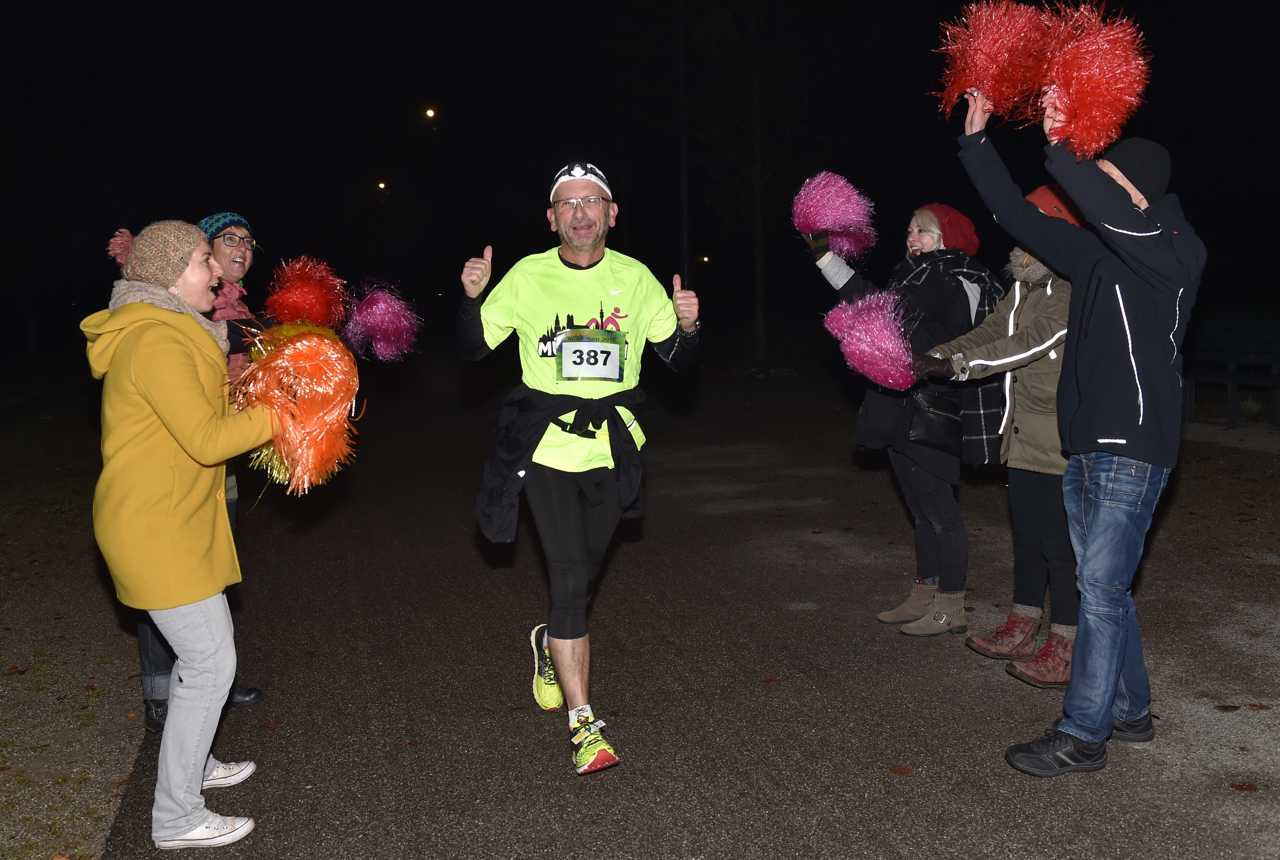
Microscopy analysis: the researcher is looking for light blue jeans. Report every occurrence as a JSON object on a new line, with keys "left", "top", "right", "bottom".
{"left": 1058, "top": 452, "right": 1170, "bottom": 744}
{"left": 147, "top": 592, "right": 236, "bottom": 840}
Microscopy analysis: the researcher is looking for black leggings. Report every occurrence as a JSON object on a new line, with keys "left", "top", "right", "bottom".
{"left": 1008, "top": 467, "right": 1079, "bottom": 625}
{"left": 522, "top": 463, "right": 624, "bottom": 640}
{"left": 888, "top": 448, "right": 967, "bottom": 592}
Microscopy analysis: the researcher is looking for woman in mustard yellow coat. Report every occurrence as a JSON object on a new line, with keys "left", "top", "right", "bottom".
{"left": 82, "top": 220, "right": 272, "bottom": 850}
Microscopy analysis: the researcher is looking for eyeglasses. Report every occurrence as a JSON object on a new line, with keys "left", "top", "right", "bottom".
{"left": 552, "top": 196, "right": 610, "bottom": 215}
{"left": 217, "top": 233, "right": 258, "bottom": 250}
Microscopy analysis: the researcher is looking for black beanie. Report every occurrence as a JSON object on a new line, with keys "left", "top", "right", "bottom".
{"left": 1100, "top": 138, "right": 1170, "bottom": 202}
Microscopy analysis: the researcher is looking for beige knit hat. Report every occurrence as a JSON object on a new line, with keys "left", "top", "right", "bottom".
{"left": 107, "top": 220, "right": 206, "bottom": 288}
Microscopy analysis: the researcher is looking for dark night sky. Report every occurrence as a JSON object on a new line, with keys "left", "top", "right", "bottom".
{"left": 7, "top": 1, "right": 1268, "bottom": 381}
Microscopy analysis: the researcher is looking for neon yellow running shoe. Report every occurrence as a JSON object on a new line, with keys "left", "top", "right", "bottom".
{"left": 530, "top": 624, "right": 564, "bottom": 711}
{"left": 570, "top": 715, "right": 619, "bottom": 775}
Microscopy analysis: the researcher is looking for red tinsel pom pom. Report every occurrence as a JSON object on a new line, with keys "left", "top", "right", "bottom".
{"left": 107, "top": 229, "right": 133, "bottom": 266}
{"left": 936, "top": 0, "right": 1050, "bottom": 119}
{"left": 264, "top": 256, "right": 350, "bottom": 329}
{"left": 1034, "top": 3, "right": 1150, "bottom": 159}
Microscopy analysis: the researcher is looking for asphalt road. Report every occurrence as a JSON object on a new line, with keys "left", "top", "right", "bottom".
{"left": 99, "top": 350, "right": 1279, "bottom": 859}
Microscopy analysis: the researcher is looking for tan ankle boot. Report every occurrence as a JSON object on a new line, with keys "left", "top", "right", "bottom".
{"left": 966, "top": 612, "right": 1040, "bottom": 660}
{"left": 877, "top": 582, "right": 938, "bottom": 624}
{"left": 900, "top": 590, "right": 968, "bottom": 636}
{"left": 1006, "top": 631, "right": 1073, "bottom": 690}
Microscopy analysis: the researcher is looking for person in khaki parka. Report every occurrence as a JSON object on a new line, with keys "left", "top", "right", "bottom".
{"left": 914, "top": 184, "right": 1082, "bottom": 689}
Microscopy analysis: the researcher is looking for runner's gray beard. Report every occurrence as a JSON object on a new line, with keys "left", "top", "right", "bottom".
{"left": 560, "top": 218, "right": 609, "bottom": 254}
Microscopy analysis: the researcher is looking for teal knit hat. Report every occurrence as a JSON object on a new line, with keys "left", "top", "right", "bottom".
{"left": 198, "top": 212, "right": 253, "bottom": 240}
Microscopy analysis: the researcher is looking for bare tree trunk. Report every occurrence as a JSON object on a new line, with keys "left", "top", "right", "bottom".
{"left": 749, "top": 0, "right": 767, "bottom": 363}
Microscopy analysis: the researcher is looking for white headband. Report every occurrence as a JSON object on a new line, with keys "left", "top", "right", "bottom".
{"left": 550, "top": 162, "right": 612, "bottom": 202}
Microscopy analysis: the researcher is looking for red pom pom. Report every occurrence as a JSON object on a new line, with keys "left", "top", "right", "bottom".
{"left": 936, "top": 0, "right": 1050, "bottom": 118}
{"left": 1034, "top": 3, "right": 1150, "bottom": 159}
{"left": 107, "top": 229, "right": 133, "bottom": 266}
{"left": 264, "top": 256, "right": 350, "bottom": 329}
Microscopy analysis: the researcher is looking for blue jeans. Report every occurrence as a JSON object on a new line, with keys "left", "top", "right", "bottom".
{"left": 1059, "top": 452, "right": 1170, "bottom": 744}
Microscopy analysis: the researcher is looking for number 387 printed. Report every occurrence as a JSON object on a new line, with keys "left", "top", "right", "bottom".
{"left": 556, "top": 330, "right": 626, "bottom": 382}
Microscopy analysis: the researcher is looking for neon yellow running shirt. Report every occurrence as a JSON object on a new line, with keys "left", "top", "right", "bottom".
{"left": 480, "top": 247, "right": 679, "bottom": 472}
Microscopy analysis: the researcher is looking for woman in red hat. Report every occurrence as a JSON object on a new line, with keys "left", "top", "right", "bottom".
{"left": 806, "top": 204, "right": 1004, "bottom": 636}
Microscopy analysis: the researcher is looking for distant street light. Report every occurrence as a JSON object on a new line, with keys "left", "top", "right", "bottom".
{"left": 425, "top": 109, "right": 435, "bottom": 118}
{"left": 378, "top": 182, "right": 386, "bottom": 189}
{"left": 702, "top": 256, "right": 709, "bottom": 262}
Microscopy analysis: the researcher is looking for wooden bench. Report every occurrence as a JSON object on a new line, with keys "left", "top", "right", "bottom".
{"left": 1182, "top": 319, "right": 1280, "bottom": 429}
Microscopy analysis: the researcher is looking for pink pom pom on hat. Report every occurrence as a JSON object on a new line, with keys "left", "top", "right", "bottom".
{"left": 919, "top": 203, "right": 980, "bottom": 257}
{"left": 107, "top": 229, "right": 133, "bottom": 265}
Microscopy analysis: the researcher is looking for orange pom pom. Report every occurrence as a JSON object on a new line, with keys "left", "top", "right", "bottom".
{"left": 264, "top": 256, "right": 350, "bottom": 329}
{"left": 936, "top": 1, "right": 1050, "bottom": 119}
{"left": 1033, "top": 3, "right": 1151, "bottom": 159}
{"left": 232, "top": 327, "right": 360, "bottom": 496}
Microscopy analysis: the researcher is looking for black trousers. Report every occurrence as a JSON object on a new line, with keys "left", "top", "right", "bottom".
{"left": 1008, "top": 467, "right": 1079, "bottom": 625}
{"left": 888, "top": 448, "right": 967, "bottom": 592}
{"left": 522, "top": 463, "right": 624, "bottom": 640}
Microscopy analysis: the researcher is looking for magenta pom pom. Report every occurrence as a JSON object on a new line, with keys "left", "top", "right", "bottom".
{"left": 792, "top": 172, "right": 876, "bottom": 259}
{"left": 107, "top": 229, "right": 133, "bottom": 265}
{"left": 823, "top": 292, "right": 915, "bottom": 390}
{"left": 830, "top": 228, "right": 877, "bottom": 261}
{"left": 341, "top": 279, "right": 422, "bottom": 361}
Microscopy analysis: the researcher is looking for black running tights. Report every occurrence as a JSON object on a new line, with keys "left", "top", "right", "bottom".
{"left": 522, "top": 464, "right": 624, "bottom": 640}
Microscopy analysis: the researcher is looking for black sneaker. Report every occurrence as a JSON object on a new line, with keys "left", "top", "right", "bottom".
{"left": 1111, "top": 712, "right": 1155, "bottom": 743}
{"left": 144, "top": 699, "right": 167, "bottom": 734}
{"left": 1053, "top": 714, "right": 1156, "bottom": 744}
{"left": 1005, "top": 729, "right": 1107, "bottom": 777}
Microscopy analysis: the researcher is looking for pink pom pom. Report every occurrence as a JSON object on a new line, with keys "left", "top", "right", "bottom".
{"left": 107, "top": 229, "right": 133, "bottom": 266}
{"left": 830, "top": 229, "right": 877, "bottom": 261}
{"left": 341, "top": 279, "right": 422, "bottom": 361}
{"left": 823, "top": 292, "right": 916, "bottom": 391}
{"left": 936, "top": 1, "right": 1050, "bottom": 119}
{"left": 1034, "top": 3, "right": 1150, "bottom": 159}
{"left": 792, "top": 172, "right": 876, "bottom": 259}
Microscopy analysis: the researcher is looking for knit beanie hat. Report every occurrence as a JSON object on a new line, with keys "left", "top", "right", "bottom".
{"left": 920, "top": 203, "right": 979, "bottom": 257}
{"left": 107, "top": 221, "right": 205, "bottom": 289}
{"left": 1025, "top": 184, "right": 1085, "bottom": 226}
{"left": 1099, "top": 138, "right": 1170, "bottom": 202}
{"left": 198, "top": 212, "right": 253, "bottom": 240}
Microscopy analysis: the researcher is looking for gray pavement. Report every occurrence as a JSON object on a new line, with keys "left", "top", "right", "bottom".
{"left": 37, "top": 354, "right": 1280, "bottom": 858}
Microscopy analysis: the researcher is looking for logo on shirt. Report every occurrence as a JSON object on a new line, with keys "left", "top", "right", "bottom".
{"left": 537, "top": 303, "right": 629, "bottom": 358}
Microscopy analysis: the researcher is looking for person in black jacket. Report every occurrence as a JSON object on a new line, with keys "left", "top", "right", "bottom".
{"left": 956, "top": 89, "right": 1206, "bottom": 777}
{"left": 807, "top": 205, "right": 1004, "bottom": 636}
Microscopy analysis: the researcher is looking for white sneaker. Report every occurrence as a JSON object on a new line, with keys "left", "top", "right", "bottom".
{"left": 155, "top": 814, "right": 255, "bottom": 849}
{"left": 202, "top": 760, "right": 256, "bottom": 790}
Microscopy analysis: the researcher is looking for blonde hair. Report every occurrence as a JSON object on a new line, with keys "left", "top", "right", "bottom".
{"left": 907, "top": 208, "right": 945, "bottom": 258}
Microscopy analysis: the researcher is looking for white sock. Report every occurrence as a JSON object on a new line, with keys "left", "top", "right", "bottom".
{"left": 569, "top": 704, "right": 594, "bottom": 728}
{"left": 1012, "top": 603, "right": 1043, "bottom": 619}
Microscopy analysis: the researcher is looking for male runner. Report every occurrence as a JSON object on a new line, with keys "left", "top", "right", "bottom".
{"left": 459, "top": 161, "right": 700, "bottom": 774}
